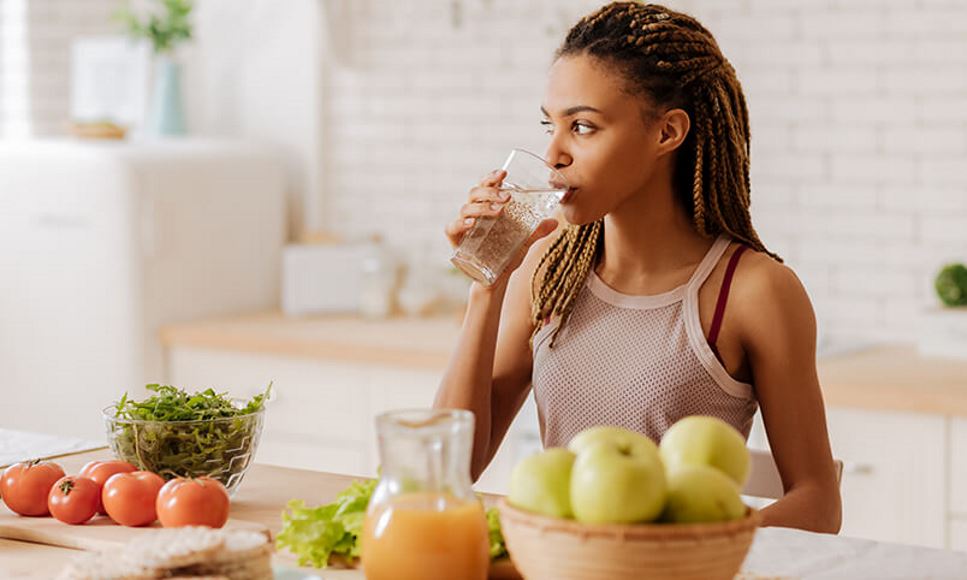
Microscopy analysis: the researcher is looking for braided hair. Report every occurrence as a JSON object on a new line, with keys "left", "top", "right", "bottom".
{"left": 532, "top": 1, "right": 778, "bottom": 348}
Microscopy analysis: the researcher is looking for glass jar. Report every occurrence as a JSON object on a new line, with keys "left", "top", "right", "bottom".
{"left": 361, "top": 409, "right": 489, "bottom": 580}
{"left": 358, "top": 234, "right": 397, "bottom": 319}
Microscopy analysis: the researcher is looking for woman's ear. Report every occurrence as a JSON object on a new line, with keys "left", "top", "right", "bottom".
{"left": 655, "top": 108, "right": 690, "bottom": 157}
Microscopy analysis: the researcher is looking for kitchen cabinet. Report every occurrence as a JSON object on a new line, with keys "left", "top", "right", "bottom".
{"left": 164, "top": 320, "right": 538, "bottom": 494}
{"left": 950, "top": 418, "right": 967, "bottom": 516}
{"left": 749, "top": 407, "right": 948, "bottom": 548}
{"left": 826, "top": 408, "right": 946, "bottom": 548}
{"left": 951, "top": 519, "right": 967, "bottom": 553}
{"left": 0, "top": 140, "right": 285, "bottom": 440}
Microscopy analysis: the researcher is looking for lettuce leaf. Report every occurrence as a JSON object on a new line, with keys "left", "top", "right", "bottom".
{"left": 276, "top": 478, "right": 376, "bottom": 568}
{"left": 486, "top": 507, "right": 508, "bottom": 560}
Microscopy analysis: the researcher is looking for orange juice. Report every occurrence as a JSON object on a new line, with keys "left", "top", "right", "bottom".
{"left": 361, "top": 492, "right": 489, "bottom": 580}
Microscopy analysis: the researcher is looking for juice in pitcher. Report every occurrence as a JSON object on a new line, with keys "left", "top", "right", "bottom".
{"left": 362, "top": 492, "right": 488, "bottom": 580}
{"left": 361, "top": 409, "right": 489, "bottom": 580}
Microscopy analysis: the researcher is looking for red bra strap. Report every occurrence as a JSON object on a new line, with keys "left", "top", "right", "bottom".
{"left": 708, "top": 244, "right": 749, "bottom": 357}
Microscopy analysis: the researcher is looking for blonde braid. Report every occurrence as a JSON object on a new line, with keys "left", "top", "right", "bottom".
{"left": 530, "top": 221, "right": 603, "bottom": 348}
{"left": 532, "top": 2, "right": 778, "bottom": 347}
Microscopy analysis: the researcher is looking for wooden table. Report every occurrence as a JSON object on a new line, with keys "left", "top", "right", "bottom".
{"left": 0, "top": 448, "right": 367, "bottom": 579}
{"left": 4, "top": 449, "right": 967, "bottom": 579}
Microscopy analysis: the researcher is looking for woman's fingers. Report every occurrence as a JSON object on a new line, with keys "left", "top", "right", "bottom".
{"left": 460, "top": 201, "right": 505, "bottom": 219}
{"left": 468, "top": 185, "right": 510, "bottom": 204}
{"left": 444, "top": 218, "right": 474, "bottom": 246}
{"left": 480, "top": 169, "right": 507, "bottom": 188}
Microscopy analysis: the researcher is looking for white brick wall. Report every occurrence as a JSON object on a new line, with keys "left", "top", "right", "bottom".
{"left": 9, "top": 0, "right": 967, "bottom": 342}
{"left": 0, "top": 0, "right": 120, "bottom": 136}
{"left": 317, "top": 0, "right": 967, "bottom": 342}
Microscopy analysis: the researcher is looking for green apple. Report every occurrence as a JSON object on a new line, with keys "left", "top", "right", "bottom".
{"left": 508, "top": 447, "right": 576, "bottom": 518}
{"left": 569, "top": 439, "right": 667, "bottom": 524}
{"left": 659, "top": 416, "right": 750, "bottom": 486}
{"left": 568, "top": 425, "right": 659, "bottom": 458}
{"left": 661, "top": 464, "right": 746, "bottom": 523}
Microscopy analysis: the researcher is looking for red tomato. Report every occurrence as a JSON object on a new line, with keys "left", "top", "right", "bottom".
{"left": 79, "top": 460, "right": 137, "bottom": 515}
{"left": 0, "top": 461, "right": 65, "bottom": 516}
{"left": 47, "top": 476, "right": 99, "bottom": 525}
{"left": 156, "top": 477, "right": 230, "bottom": 528}
{"left": 101, "top": 471, "right": 164, "bottom": 527}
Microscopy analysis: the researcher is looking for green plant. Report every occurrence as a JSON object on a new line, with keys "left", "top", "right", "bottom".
{"left": 116, "top": 0, "right": 193, "bottom": 55}
{"left": 935, "top": 263, "right": 967, "bottom": 307}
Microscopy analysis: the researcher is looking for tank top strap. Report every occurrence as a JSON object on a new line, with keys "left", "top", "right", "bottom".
{"left": 685, "top": 234, "right": 731, "bottom": 291}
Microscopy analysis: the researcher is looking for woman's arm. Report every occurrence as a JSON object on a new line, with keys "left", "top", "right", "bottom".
{"left": 435, "top": 227, "right": 559, "bottom": 480}
{"left": 735, "top": 257, "right": 842, "bottom": 534}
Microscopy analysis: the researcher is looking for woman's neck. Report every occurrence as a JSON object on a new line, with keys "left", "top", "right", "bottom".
{"left": 596, "top": 183, "right": 714, "bottom": 295}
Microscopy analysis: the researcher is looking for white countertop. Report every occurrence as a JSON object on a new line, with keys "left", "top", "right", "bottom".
{"left": 0, "top": 429, "right": 104, "bottom": 469}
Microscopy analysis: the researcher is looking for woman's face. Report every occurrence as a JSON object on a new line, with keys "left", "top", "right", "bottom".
{"left": 541, "top": 54, "right": 668, "bottom": 226}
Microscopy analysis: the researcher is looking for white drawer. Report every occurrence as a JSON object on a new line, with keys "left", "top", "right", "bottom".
{"left": 256, "top": 434, "right": 367, "bottom": 477}
{"left": 826, "top": 407, "right": 946, "bottom": 548}
{"left": 950, "top": 418, "right": 967, "bottom": 515}
{"left": 951, "top": 518, "right": 967, "bottom": 553}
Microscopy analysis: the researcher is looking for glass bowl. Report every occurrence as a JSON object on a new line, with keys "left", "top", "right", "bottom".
{"left": 103, "top": 403, "right": 265, "bottom": 496}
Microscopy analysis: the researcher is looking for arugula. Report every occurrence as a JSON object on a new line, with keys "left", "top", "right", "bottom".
{"left": 107, "top": 383, "right": 269, "bottom": 484}
{"left": 276, "top": 479, "right": 509, "bottom": 568}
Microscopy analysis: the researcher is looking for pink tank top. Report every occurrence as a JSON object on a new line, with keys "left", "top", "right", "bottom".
{"left": 531, "top": 234, "right": 758, "bottom": 448}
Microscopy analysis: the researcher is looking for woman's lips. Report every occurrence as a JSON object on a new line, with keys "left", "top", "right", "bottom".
{"left": 561, "top": 187, "right": 577, "bottom": 204}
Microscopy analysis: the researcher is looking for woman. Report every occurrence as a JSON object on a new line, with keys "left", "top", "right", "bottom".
{"left": 436, "top": 1, "right": 841, "bottom": 533}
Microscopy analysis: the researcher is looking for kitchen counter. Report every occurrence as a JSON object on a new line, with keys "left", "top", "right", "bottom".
{"left": 817, "top": 344, "right": 967, "bottom": 417}
{"left": 162, "top": 312, "right": 967, "bottom": 417}
{"left": 4, "top": 448, "right": 967, "bottom": 579}
{"left": 161, "top": 311, "right": 461, "bottom": 371}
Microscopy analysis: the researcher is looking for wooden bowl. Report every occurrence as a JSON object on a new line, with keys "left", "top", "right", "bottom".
{"left": 497, "top": 498, "right": 760, "bottom": 580}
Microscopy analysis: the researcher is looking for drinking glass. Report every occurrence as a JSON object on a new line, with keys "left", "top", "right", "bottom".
{"left": 451, "top": 149, "right": 567, "bottom": 286}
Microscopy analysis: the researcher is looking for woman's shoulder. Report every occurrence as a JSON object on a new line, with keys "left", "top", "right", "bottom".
{"left": 728, "top": 244, "right": 816, "bottom": 342}
{"left": 731, "top": 245, "right": 806, "bottom": 297}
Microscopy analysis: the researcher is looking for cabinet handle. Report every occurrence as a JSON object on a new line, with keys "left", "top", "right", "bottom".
{"left": 842, "top": 461, "right": 874, "bottom": 476}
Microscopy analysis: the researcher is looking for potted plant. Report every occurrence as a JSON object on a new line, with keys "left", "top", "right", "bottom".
{"left": 920, "top": 263, "right": 967, "bottom": 359}
{"left": 116, "top": 0, "right": 193, "bottom": 135}
{"left": 935, "top": 263, "right": 967, "bottom": 308}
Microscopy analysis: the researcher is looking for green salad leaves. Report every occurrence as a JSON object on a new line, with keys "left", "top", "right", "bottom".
{"left": 276, "top": 479, "right": 377, "bottom": 568}
{"left": 487, "top": 506, "right": 508, "bottom": 560}
{"left": 107, "top": 383, "right": 269, "bottom": 487}
{"left": 276, "top": 479, "right": 508, "bottom": 568}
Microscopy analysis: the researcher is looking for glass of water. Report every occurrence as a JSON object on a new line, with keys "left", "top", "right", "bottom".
{"left": 451, "top": 149, "right": 568, "bottom": 286}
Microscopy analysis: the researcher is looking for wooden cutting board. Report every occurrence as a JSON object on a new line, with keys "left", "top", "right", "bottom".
{"left": 0, "top": 509, "right": 269, "bottom": 553}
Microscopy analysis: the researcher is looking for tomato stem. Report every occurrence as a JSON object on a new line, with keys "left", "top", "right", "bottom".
{"left": 58, "top": 478, "right": 75, "bottom": 495}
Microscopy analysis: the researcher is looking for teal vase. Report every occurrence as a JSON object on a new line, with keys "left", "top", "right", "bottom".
{"left": 150, "top": 56, "right": 186, "bottom": 136}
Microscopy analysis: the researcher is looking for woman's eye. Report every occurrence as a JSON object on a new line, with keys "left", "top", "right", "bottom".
{"left": 573, "top": 122, "right": 594, "bottom": 135}
{"left": 540, "top": 120, "right": 554, "bottom": 135}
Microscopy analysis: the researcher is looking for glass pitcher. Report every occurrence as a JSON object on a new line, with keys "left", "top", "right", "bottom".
{"left": 361, "top": 409, "right": 489, "bottom": 580}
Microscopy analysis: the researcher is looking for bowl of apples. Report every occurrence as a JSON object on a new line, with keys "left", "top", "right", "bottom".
{"left": 497, "top": 417, "right": 760, "bottom": 580}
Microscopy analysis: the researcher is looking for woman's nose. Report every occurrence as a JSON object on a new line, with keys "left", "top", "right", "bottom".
{"left": 544, "top": 139, "right": 572, "bottom": 171}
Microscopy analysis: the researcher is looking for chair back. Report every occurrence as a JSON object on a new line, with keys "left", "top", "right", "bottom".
{"left": 742, "top": 448, "right": 843, "bottom": 499}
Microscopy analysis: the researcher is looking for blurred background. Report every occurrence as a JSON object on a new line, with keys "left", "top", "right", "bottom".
{"left": 2, "top": 0, "right": 967, "bottom": 551}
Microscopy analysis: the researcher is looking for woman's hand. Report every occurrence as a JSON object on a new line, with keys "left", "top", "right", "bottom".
{"left": 445, "top": 169, "right": 559, "bottom": 289}
{"left": 444, "top": 169, "right": 510, "bottom": 248}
